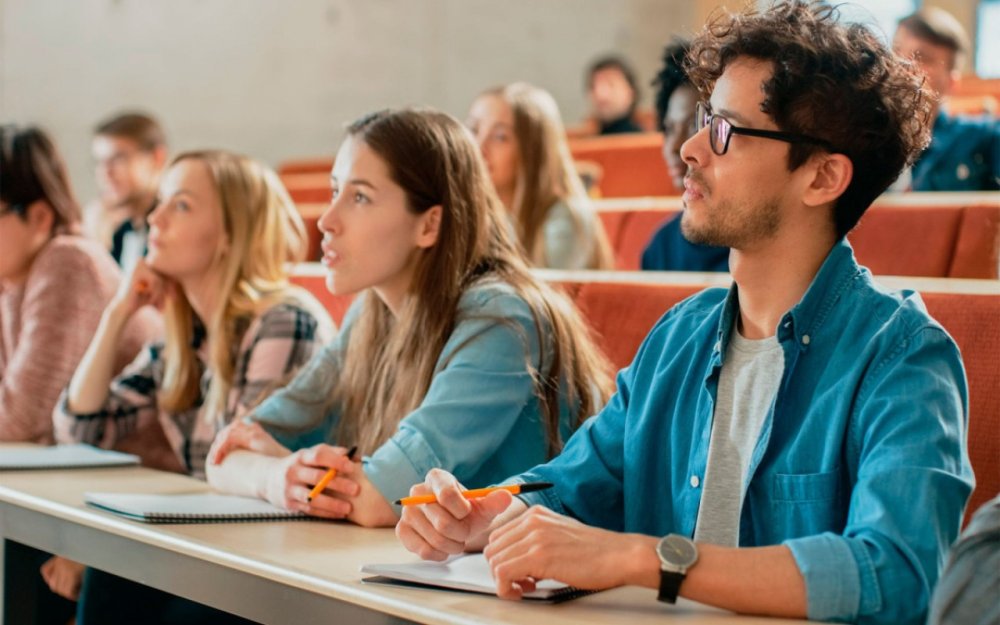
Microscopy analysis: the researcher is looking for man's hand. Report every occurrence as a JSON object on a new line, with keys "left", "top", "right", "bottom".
{"left": 396, "top": 468, "right": 521, "bottom": 560}
{"left": 483, "top": 505, "right": 659, "bottom": 599}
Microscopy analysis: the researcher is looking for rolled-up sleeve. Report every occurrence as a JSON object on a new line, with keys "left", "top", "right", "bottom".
{"left": 785, "top": 326, "right": 973, "bottom": 624}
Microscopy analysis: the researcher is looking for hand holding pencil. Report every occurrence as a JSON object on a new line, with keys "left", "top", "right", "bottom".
{"left": 396, "top": 468, "right": 530, "bottom": 561}
{"left": 307, "top": 445, "right": 358, "bottom": 502}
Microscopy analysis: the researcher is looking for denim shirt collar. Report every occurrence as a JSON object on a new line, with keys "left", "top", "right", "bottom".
{"left": 715, "top": 238, "right": 863, "bottom": 357}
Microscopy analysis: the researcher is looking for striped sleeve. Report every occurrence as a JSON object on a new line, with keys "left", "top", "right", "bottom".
{"left": 53, "top": 342, "right": 164, "bottom": 448}
{"left": 225, "top": 303, "right": 327, "bottom": 422}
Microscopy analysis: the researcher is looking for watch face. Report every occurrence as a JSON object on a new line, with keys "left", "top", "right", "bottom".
{"left": 657, "top": 534, "right": 698, "bottom": 568}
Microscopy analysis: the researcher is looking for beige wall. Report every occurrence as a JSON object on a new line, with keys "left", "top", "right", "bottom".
{"left": 0, "top": 0, "right": 692, "bottom": 202}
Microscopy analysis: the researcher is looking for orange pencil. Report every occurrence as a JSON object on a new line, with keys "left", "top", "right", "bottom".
{"left": 306, "top": 445, "right": 358, "bottom": 502}
{"left": 394, "top": 482, "right": 553, "bottom": 506}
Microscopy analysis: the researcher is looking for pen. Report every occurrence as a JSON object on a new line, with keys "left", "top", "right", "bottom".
{"left": 306, "top": 445, "right": 358, "bottom": 502}
{"left": 394, "top": 481, "right": 553, "bottom": 506}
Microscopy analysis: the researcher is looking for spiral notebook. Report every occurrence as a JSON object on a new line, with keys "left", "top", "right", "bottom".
{"left": 361, "top": 553, "right": 595, "bottom": 603}
{"left": 0, "top": 444, "right": 140, "bottom": 470}
{"left": 84, "top": 492, "right": 309, "bottom": 524}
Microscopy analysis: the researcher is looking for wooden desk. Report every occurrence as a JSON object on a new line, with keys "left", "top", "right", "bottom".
{"left": 0, "top": 460, "right": 813, "bottom": 624}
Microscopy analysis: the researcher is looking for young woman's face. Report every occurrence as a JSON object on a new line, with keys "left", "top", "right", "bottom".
{"left": 467, "top": 95, "right": 520, "bottom": 203}
{"left": 317, "top": 136, "right": 439, "bottom": 311}
{"left": 146, "top": 159, "right": 228, "bottom": 280}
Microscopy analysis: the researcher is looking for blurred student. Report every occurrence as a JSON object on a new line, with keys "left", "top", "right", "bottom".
{"left": 587, "top": 56, "right": 644, "bottom": 134}
{"left": 1, "top": 124, "right": 161, "bottom": 625}
{"left": 467, "top": 83, "right": 613, "bottom": 269}
{"left": 207, "top": 108, "right": 613, "bottom": 529}
{"left": 893, "top": 8, "right": 999, "bottom": 191}
{"left": 87, "top": 112, "right": 168, "bottom": 272}
{"left": 1, "top": 125, "right": 158, "bottom": 444}
{"left": 57, "top": 150, "right": 333, "bottom": 625}
{"left": 641, "top": 41, "right": 730, "bottom": 272}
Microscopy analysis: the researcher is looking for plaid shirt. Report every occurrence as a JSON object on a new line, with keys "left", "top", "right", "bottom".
{"left": 55, "top": 300, "right": 333, "bottom": 478}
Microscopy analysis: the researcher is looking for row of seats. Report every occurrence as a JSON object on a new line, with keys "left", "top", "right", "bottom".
{"left": 595, "top": 194, "right": 1000, "bottom": 278}
{"left": 293, "top": 193, "right": 1000, "bottom": 279}
{"left": 289, "top": 265, "right": 999, "bottom": 527}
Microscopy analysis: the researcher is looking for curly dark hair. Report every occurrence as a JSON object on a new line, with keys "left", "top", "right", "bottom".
{"left": 686, "top": 0, "right": 933, "bottom": 238}
{"left": 652, "top": 40, "right": 692, "bottom": 132}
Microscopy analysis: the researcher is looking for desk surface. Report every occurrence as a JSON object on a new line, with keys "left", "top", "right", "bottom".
{"left": 0, "top": 460, "right": 813, "bottom": 624}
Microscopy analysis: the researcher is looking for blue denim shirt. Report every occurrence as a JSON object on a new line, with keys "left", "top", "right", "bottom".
{"left": 517, "top": 240, "right": 973, "bottom": 624}
{"left": 248, "top": 280, "right": 578, "bottom": 508}
{"left": 912, "top": 112, "right": 999, "bottom": 191}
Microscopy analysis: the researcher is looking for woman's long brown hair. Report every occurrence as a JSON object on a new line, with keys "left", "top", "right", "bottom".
{"left": 333, "top": 109, "right": 614, "bottom": 457}
{"left": 480, "top": 83, "right": 613, "bottom": 270}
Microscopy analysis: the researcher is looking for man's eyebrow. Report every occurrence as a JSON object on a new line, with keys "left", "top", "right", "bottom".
{"left": 716, "top": 107, "right": 753, "bottom": 126}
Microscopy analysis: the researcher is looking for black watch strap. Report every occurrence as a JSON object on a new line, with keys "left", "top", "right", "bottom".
{"left": 657, "top": 569, "right": 685, "bottom": 603}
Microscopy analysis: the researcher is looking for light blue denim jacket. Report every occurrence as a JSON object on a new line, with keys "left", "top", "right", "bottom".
{"left": 516, "top": 239, "right": 973, "bottom": 624}
{"left": 249, "top": 280, "right": 577, "bottom": 507}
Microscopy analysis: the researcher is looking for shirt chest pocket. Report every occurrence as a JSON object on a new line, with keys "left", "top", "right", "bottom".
{"left": 771, "top": 469, "right": 845, "bottom": 538}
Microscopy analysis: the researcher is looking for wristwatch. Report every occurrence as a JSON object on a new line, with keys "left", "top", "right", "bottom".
{"left": 655, "top": 534, "right": 698, "bottom": 604}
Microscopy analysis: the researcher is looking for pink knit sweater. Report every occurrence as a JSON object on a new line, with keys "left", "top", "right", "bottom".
{"left": 0, "top": 236, "right": 161, "bottom": 444}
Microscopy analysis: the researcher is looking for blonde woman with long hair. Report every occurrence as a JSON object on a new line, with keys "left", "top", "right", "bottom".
{"left": 58, "top": 150, "right": 334, "bottom": 477}
{"left": 467, "top": 82, "right": 613, "bottom": 269}
{"left": 207, "top": 108, "right": 614, "bottom": 528}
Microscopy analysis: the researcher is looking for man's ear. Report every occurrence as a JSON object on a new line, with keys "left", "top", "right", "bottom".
{"left": 802, "top": 153, "right": 853, "bottom": 208}
{"left": 151, "top": 146, "right": 169, "bottom": 170}
{"left": 416, "top": 205, "right": 443, "bottom": 249}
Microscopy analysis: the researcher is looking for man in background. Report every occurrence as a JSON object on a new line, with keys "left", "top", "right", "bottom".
{"left": 586, "top": 56, "right": 644, "bottom": 134}
{"left": 893, "top": 8, "right": 999, "bottom": 191}
{"left": 88, "top": 112, "right": 168, "bottom": 274}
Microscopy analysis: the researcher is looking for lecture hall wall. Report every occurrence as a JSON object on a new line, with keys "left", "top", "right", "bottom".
{"left": 0, "top": 0, "right": 691, "bottom": 202}
{"left": 0, "top": 0, "right": 983, "bottom": 204}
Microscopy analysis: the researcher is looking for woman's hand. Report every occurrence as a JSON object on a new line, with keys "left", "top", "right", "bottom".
{"left": 109, "top": 258, "right": 174, "bottom": 319}
{"left": 209, "top": 419, "right": 290, "bottom": 465}
{"left": 40, "top": 556, "right": 85, "bottom": 601}
{"left": 263, "top": 444, "right": 360, "bottom": 519}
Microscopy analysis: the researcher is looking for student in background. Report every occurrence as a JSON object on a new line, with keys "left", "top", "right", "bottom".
{"left": 397, "top": 3, "right": 971, "bottom": 624}
{"left": 58, "top": 149, "right": 333, "bottom": 476}
{"left": 586, "top": 56, "right": 644, "bottom": 135}
{"left": 57, "top": 150, "right": 333, "bottom": 625}
{"left": 88, "top": 112, "right": 168, "bottom": 273}
{"left": 467, "top": 83, "right": 614, "bottom": 269}
{"left": 0, "top": 124, "right": 161, "bottom": 625}
{"left": 927, "top": 494, "right": 1000, "bottom": 625}
{"left": 893, "top": 8, "right": 999, "bottom": 191}
{"left": 207, "top": 108, "right": 613, "bottom": 529}
{"left": 0, "top": 125, "right": 158, "bottom": 443}
{"left": 641, "top": 41, "right": 729, "bottom": 272}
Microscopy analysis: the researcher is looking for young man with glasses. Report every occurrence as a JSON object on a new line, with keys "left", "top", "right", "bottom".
{"left": 88, "top": 112, "right": 168, "bottom": 274}
{"left": 396, "top": 2, "right": 972, "bottom": 624}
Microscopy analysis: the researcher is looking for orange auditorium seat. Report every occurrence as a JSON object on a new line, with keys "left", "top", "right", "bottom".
{"left": 278, "top": 157, "right": 334, "bottom": 176}
{"left": 922, "top": 291, "right": 1000, "bottom": 524}
{"left": 569, "top": 133, "right": 678, "bottom": 197}
{"left": 282, "top": 172, "right": 332, "bottom": 204}
{"left": 595, "top": 194, "right": 1000, "bottom": 277}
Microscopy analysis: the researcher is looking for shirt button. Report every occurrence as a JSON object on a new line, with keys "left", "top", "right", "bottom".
{"left": 713, "top": 341, "right": 721, "bottom": 353}
{"left": 802, "top": 334, "right": 811, "bottom": 345}
{"left": 690, "top": 475, "right": 700, "bottom": 488}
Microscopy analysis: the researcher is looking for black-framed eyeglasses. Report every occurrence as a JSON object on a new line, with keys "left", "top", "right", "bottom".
{"left": 696, "top": 102, "right": 833, "bottom": 156}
